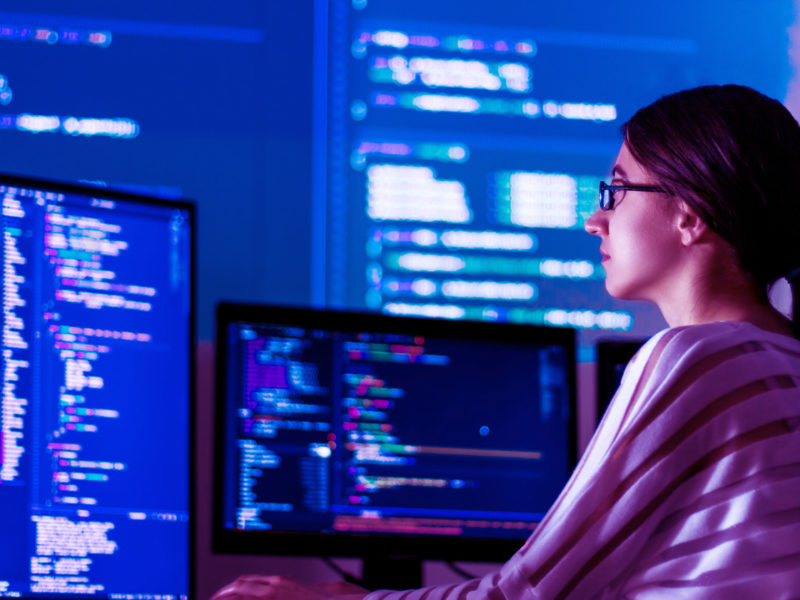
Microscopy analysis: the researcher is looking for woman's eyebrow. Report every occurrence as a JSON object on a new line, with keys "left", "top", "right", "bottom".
{"left": 612, "top": 164, "right": 628, "bottom": 179}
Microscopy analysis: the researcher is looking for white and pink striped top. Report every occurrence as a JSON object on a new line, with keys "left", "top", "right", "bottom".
{"left": 366, "top": 321, "right": 800, "bottom": 599}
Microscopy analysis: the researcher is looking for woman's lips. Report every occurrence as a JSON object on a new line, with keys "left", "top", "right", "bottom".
{"left": 600, "top": 249, "right": 610, "bottom": 263}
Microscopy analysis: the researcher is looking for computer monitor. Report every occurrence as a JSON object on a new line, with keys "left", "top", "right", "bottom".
{"left": 0, "top": 174, "right": 194, "bottom": 599}
{"left": 2, "top": 2, "right": 792, "bottom": 354}
{"left": 314, "top": 0, "right": 791, "bottom": 360}
{"left": 595, "top": 338, "right": 646, "bottom": 424}
{"left": 213, "top": 303, "right": 576, "bottom": 589}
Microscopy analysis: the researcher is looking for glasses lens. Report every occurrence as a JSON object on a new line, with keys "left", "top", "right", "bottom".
{"left": 599, "top": 182, "right": 611, "bottom": 210}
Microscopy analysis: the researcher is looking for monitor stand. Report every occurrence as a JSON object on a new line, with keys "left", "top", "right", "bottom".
{"left": 362, "top": 555, "right": 423, "bottom": 591}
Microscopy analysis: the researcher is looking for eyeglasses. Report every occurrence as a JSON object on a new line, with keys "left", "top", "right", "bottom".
{"left": 598, "top": 181, "right": 666, "bottom": 211}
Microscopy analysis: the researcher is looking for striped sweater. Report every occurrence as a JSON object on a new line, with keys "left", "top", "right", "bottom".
{"left": 366, "top": 321, "right": 800, "bottom": 599}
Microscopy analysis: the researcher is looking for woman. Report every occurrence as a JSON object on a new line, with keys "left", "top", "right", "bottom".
{"left": 212, "top": 84, "right": 800, "bottom": 599}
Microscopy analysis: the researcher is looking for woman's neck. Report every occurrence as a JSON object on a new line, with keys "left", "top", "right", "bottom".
{"left": 656, "top": 264, "right": 794, "bottom": 337}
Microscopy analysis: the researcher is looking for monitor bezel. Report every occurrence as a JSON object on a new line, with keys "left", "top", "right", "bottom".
{"left": 212, "top": 301, "right": 577, "bottom": 563}
{"left": 595, "top": 337, "right": 646, "bottom": 424}
{"left": 0, "top": 172, "right": 197, "bottom": 600}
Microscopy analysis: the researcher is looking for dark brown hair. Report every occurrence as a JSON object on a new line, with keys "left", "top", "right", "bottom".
{"left": 623, "top": 84, "right": 800, "bottom": 331}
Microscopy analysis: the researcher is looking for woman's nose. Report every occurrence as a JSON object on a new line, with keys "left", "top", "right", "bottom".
{"left": 584, "top": 208, "right": 607, "bottom": 236}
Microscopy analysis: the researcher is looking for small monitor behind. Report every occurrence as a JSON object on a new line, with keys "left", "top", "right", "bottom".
{"left": 0, "top": 174, "right": 194, "bottom": 599}
{"left": 213, "top": 303, "right": 577, "bottom": 590}
{"left": 595, "top": 338, "right": 647, "bottom": 424}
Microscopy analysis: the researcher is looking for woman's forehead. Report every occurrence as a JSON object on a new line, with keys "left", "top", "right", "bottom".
{"left": 613, "top": 142, "right": 651, "bottom": 182}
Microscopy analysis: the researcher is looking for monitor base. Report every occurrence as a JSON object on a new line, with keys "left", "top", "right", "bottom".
{"left": 362, "top": 555, "right": 423, "bottom": 591}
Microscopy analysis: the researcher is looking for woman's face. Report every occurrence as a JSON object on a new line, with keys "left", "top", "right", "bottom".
{"left": 585, "top": 142, "right": 683, "bottom": 302}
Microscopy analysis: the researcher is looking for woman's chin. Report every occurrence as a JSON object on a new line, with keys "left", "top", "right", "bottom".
{"left": 605, "top": 279, "right": 652, "bottom": 303}
{"left": 604, "top": 279, "right": 635, "bottom": 300}
{"left": 604, "top": 279, "right": 623, "bottom": 298}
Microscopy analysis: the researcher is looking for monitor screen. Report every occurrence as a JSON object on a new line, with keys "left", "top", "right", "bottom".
{"left": 0, "top": 2, "right": 794, "bottom": 346}
{"left": 0, "top": 174, "right": 194, "bottom": 599}
{"left": 213, "top": 303, "right": 576, "bottom": 574}
{"left": 595, "top": 338, "right": 646, "bottom": 424}
{"left": 315, "top": 0, "right": 793, "bottom": 359}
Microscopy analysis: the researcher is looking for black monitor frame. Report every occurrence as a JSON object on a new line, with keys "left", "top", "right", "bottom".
{"left": 0, "top": 172, "right": 196, "bottom": 600}
{"left": 595, "top": 338, "right": 646, "bottom": 425}
{"left": 212, "top": 302, "right": 577, "bottom": 570}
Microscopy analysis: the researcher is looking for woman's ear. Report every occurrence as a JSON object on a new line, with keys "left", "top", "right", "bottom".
{"left": 675, "top": 201, "right": 710, "bottom": 247}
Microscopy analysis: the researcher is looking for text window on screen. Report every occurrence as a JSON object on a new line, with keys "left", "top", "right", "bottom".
{"left": 0, "top": 179, "right": 192, "bottom": 599}
{"left": 316, "top": 0, "right": 794, "bottom": 359}
{"left": 215, "top": 308, "right": 575, "bottom": 545}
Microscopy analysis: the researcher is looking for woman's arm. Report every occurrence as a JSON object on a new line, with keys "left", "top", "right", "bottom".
{"left": 210, "top": 575, "right": 369, "bottom": 600}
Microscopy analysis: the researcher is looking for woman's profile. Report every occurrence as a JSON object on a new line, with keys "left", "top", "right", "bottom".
{"left": 212, "top": 84, "right": 800, "bottom": 599}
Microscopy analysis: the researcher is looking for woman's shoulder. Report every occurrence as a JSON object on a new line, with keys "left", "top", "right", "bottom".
{"left": 640, "top": 319, "right": 800, "bottom": 364}
{"left": 595, "top": 319, "right": 800, "bottom": 462}
{"left": 602, "top": 319, "right": 800, "bottom": 479}
{"left": 631, "top": 320, "right": 800, "bottom": 402}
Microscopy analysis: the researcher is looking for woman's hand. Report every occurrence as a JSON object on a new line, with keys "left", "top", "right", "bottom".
{"left": 210, "top": 574, "right": 369, "bottom": 600}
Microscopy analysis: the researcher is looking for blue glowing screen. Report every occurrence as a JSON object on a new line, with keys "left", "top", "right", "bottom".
{"left": 0, "top": 2, "right": 794, "bottom": 349}
{"left": 315, "top": 0, "right": 794, "bottom": 359}
{"left": 0, "top": 175, "right": 193, "bottom": 599}
{"left": 215, "top": 304, "right": 575, "bottom": 552}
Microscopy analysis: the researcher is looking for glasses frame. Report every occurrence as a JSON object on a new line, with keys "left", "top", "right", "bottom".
{"left": 598, "top": 181, "right": 666, "bottom": 211}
